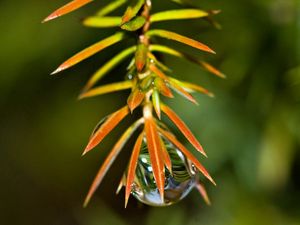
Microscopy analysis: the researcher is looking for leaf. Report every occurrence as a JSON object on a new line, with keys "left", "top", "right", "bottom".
{"left": 144, "top": 117, "right": 165, "bottom": 201}
{"left": 83, "top": 106, "right": 129, "bottom": 155}
{"left": 150, "top": 44, "right": 183, "bottom": 57}
{"left": 96, "top": 0, "right": 127, "bottom": 17}
{"left": 147, "top": 29, "right": 215, "bottom": 54}
{"left": 43, "top": 0, "right": 93, "bottom": 23}
{"left": 84, "top": 119, "right": 143, "bottom": 207}
{"left": 160, "top": 103, "right": 207, "bottom": 157}
{"left": 139, "top": 76, "right": 153, "bottom": 91}
{"left": 82, "top": 46, "right": 136, "bottom": 91}
{"left": 79, "top": 81, "right": 132, "bottom": 99}
{"left": 125, "top": 132, "right": 144, "bottom": 207}
{"left": 169, "top": 77, "right": 214, "bottom": 97}
{"left": 149, "top": 64, "right": 169, "bottom": 80}
{"left": 122, "top": 0, "right": 145, "bottom": 23}
{"left": 150, "top": 45, "right": 225, "bottom": 78}
{"left": 151, "top": 9, "right": 208, "bottom": 23}
{"left": 121, "top": 16, "right": 146, "bottom": 31}
{"left": 116, "top": 174, "right": 126, "bottom": 195}
{"left": 127, "top": 88, "right": 145, "bottom": 113}
{"left": 209, "top": 9, "right": 222, "bottom": 16}
{"left": 198, "top": 61, "right": 226, "bottom": 78}
{"left": 152, "top": 89, "right": 161, "bottom": 119}
{"left": 160, "top": 137, "right": 172, "bottom": 174}
{"left": 195, "top": 182, "right": 211, "bottom": 205}
{"left": 148, "top": 52, "right": 172, "bottom": 72}
{"left": 83, "top": 16, "right": 122, "bottom": 28}
{"left": 135, "top": 44, "right": 148, "bottom": 72}
{"left": 51, "top": 32, "right": 125, "bottom": 75}
{"left": 169, "top": 79, "right": 198, "bottom": 104}
{"left": 153, "top": 77, "right": 174, "bottom": 98}
{"left": 205, "top": 10, "right": 222, "bottom": 30}
{"left": 158, "top": 128, "right": 216, "bottom": 185}
{"left": 150, "top": 64, "right": 196, "bottom": 104}
{"left": 170, "top": 0, "right": 193, "bottom": 5}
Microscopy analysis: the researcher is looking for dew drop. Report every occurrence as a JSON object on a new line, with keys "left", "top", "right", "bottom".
{"left": 131, "top": 139, "right": 197, "bottom": 206}
{"left": 126, "top": 73, "right": 133, "bottom": 80}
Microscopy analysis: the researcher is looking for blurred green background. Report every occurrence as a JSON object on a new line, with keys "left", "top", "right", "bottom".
{"left": 1, "top": 0, "right": 300, "bottom": 224}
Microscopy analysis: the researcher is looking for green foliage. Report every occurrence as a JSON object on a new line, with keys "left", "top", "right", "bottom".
{"left": 43, "top": 0, "right": 223, "bottom": 207}
{"left": 1, "top": 0, "right": 300, "bottom": 224}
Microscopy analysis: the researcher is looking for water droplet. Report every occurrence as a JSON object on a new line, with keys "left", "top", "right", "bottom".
{"left": 131, "top": 139, "right": 197, "bottom": 206}
{"left": 126, "top": 73, "right": 134, "bottom": 80}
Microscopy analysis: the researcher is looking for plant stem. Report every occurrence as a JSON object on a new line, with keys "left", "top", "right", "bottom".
{"left": 139, "top": 0, "right": 153, "bottom": 113}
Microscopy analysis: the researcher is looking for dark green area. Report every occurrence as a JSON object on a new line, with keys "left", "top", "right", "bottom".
{"left": 0, "top": 0, "right": 299, "bottom": 224}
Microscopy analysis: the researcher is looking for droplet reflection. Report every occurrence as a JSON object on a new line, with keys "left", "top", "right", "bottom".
{"left": 131, "top": 139, "right": 197, "bottom": 206}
